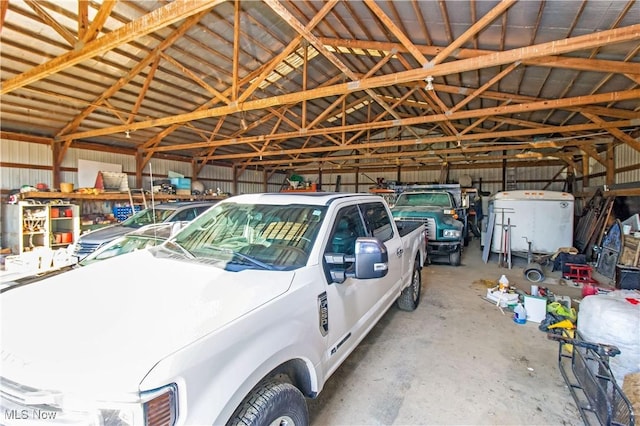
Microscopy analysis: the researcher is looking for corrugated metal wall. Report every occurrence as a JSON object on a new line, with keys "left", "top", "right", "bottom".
{"left": 2, "top": 137, "right": 638, "bottom": 196}
{"left": 1, "top": 139, "right": 52, "bottom": 189}
{"left": 616, "top": 144, "right": 640, "bottom": 185}
{"left": 1, "top": 139, "right": 286, "bottom": 194}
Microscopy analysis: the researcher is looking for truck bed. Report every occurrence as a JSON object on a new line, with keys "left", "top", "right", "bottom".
{"left": 395, "top": 220, "right": 426, "bottom": 238}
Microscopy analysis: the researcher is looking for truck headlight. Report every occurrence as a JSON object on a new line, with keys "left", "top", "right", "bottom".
{"left": 102, "top": 384, "right": 178, "bottom": 426}
{"left": 443, "top": 209, "right": 459, "bottom": 219}
{"left": 443, "top": 229, "right": 461, "bottom": 238}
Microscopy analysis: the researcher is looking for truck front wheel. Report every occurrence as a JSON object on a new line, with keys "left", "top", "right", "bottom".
{"left": 449, "top": 248, "right": 461, "bottom": 266}
{"left": 397, "top": 258, "right": 421, "bottom": 311}
{"left": 227, "top": 379, "right": 308, "bottom": 426}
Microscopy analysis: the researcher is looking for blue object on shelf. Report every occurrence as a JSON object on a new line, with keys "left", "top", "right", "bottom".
{"left": 113, "top": 205, "right": 142, "bottom": 222}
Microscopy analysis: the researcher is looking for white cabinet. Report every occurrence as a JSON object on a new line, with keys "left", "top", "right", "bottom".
{"left": 2, "top": 202, "right": 79, "bottom": 254}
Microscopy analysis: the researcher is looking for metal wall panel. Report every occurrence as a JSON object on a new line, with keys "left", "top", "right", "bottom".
{"left": 616, "top": 144, "right": 640, "bottom": 185}
{"left": 1, "top": 169, "right": 52, "bottom": 190}
{"left": 2, "top": 138, "right": 637, "bottom": 197}
{"left": 1, "top": 139, "right": 51, "bottom": 165}
{"left": 1, "top": 139, "right": 52, "bottom": 189}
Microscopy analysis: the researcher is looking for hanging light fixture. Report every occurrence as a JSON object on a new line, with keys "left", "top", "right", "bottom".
{"left": 125, "top": 130, "right": 131, "bottom": 138}
{"left": 240, "top": 112, "right": 248, "bottom": 130}
{"left": 425, "top": 76, "right": 434, "bottom": 91}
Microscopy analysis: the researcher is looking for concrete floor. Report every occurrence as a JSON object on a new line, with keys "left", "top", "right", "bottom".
{"left": 307, "top": 240, "right": 587, "bottom": 425}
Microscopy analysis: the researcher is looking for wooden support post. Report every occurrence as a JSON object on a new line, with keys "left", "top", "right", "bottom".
{"left": 606, "top": 144, "right": 615, "bottom": 187}
{"left": 51, "top": 140, "right": 61, "bottom": 189}
{"left": 232, "top": 165, "right": 238, "bottom": 195}
{"left": 582, "top": 153, "right": 590, "bottom": 189}
{"left": 135, "top": 150, "right": 143, "bottom": 189}
{"left": 263, "top": 169, "right": 268, "bottom": 192}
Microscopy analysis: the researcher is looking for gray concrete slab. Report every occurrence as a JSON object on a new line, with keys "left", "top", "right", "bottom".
{"left": 308, "top": 240, "right": 585, "bottom": 425}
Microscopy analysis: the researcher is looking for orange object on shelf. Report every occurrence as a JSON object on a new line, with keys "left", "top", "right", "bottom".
{"left": 281, "top": 182, "right": 318, "bottom": 192}
{"left": 50, "top": 208, "right": 59, "bottom": 218}
{"left": 61, "top": 232, "right": 73, "bottom": 243}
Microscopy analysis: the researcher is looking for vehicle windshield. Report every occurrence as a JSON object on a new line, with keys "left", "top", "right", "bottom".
{"left": 80, "top": 236, "right": 163, "bottom": 266}
{"left": 394, "top": 192, "right": 453, "bottom": 208}
{"left": 121, "top": 208, "right": 175, "bottom": 228}
{"left": 169, "top": 202, "right": 326, "bottom": 270}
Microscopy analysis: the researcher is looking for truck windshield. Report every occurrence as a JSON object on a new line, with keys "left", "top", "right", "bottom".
{"left": 121, "top": 208, "right": 174, "bottom": 228}
{"left": 394, "top": 193, "right": 452, "bottom": 208}
{"left": 170, "top": 202, "right": 326, "bottom": 270}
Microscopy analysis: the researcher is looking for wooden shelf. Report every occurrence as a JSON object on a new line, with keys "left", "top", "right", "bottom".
{"left": 19, "top": 191, "right": 226, "bottom": 202}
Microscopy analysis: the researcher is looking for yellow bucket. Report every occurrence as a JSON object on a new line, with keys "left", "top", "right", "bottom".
{"left": 60, "top": 182, "right": 74, "bottom": 193}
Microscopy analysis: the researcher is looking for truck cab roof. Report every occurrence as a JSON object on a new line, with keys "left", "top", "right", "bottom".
{"left": 220, "top": 192, "right": 385, "bottom": 207}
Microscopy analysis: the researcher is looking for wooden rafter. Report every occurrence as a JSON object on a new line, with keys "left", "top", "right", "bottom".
{"left": 52, "top": 9, "right": 211, "bottom": 166}
{"left": 80, "top": 0, "right": 116, "bottom": 44}
{"left": 57, "top": 23, "right": 640, "bottom": 142}
{"left": 178, "top": 117, "right": 635, "bottom": 160}
{"left": 1, "top": 0, "right": 223, "bottom": 95}
{"left": 24, "top": 0, "right": 76, "bottom": 46}
{"left": 127, "top": 56, "right": 160, "bottom": 126}
{"left": 316, "top": 37, "right": 640, "bottom": 76}
{"left": 264, "top": 0, "right": 420, "bottom": 138}
{"left": 582, "top": 112, "right": 640, "bottom": 153}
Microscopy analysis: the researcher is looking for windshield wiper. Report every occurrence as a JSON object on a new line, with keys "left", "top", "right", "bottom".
{"left": 202, "top": 246, "right": 274, "bottom": 270}
{"left": 163, "top": 240, "right": 195, "bottom": 259}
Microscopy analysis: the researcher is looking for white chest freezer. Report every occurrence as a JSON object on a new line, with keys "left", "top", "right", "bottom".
{"left": 489, "top": 190, "right": 574, "bottom": 254}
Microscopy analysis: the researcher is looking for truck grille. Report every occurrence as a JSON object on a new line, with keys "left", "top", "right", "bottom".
{"left": 0, "top": 377, "right": 67, "bottom": 425}
{"left": 73, "top": 242, "right": 101, "bottom": 257}
{"left": 399, "top": 217, "right": 436, "bottom": 239}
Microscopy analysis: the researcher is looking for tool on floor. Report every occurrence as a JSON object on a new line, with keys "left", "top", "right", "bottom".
{"left": 491, "top": 207, "right": 514, "bottom": 268}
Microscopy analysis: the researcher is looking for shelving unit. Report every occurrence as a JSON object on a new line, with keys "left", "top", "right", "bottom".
{"left": 2, "top": 202, "right": 79, "bottom": 254}
{"left": 49, "top": 204, "right": 80, "bottom": 250}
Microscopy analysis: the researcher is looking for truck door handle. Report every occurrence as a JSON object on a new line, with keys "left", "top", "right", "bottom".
{"left": 396, "top": 248, "right": 403, "bottom": 257}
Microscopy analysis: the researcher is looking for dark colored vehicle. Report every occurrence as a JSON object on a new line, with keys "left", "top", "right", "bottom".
{"left": 73, "top": 201, "right": 215, "bottom": 259}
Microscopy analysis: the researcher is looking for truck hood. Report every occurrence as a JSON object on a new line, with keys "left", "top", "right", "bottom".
{"left": 0, "top": 250, "right": 295, "bottom": 394}
{"left": 77, "top": 223, "right": 133, "bottom": 243}
{"left": 392, "top": 205, "right": 444, "bottom": 215}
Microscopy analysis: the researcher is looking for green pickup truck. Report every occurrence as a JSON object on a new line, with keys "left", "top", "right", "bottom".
{"left": 391, "top": 184, "right": 469, "bottom": 266}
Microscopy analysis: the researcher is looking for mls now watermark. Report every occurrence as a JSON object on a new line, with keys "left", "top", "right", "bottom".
{"left": 4, "top": 409, "right": 58, "bottom": 421}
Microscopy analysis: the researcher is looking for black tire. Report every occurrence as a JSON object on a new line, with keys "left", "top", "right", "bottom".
{"left": 449, "top": 248, "right": 461, "bottom": 266}
{"left": 227, "top": 379, "right": 309, "bottom": 426}
{"left": 397, "top": 258, "right": 421, "bottom": 311}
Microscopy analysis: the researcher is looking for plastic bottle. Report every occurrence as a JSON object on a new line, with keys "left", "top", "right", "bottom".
{"left": 498, "top": 274, "right": 509, "bottom": 291}
{"left": 513, "top": 303, "right": 527, "bottom": 324}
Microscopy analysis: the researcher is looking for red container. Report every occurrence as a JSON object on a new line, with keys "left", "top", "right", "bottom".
{"left": 50, "top": 208, "right": 59, "bottom": 218}
{"left": 61, "top": 232, "right": 73, "bottom": 243}
{"left": 582, "top": 283, "right": 598, "bottom": 297}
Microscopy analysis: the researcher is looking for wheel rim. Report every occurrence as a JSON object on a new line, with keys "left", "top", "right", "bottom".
{"left": 270, "top": 416, "right": 295, "bottom": 426}
{"left": 412, "top": 269, "right": 420, "bottom": 301}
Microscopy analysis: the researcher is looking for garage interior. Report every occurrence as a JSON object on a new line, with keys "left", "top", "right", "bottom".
{"left": 1, "top": 0, "right": 639, "bottom": 425}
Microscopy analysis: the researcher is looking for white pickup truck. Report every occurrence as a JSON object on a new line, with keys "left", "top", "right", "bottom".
{"left": 0, "top": 192, "right": 427, "bottom": 426}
